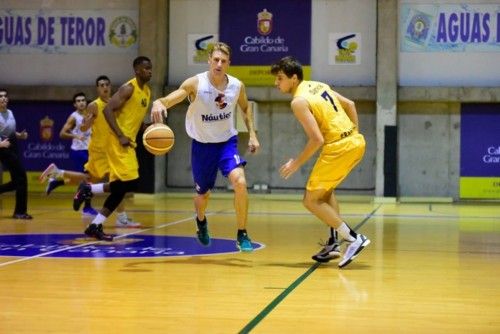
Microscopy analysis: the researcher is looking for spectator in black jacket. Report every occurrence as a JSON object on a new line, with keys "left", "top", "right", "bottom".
{"left": 0, "top": 88, "right": 32, "bottom": 219}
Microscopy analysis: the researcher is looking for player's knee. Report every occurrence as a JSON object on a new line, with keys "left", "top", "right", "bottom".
{"left": 302, "top": 193, "right": 318, "bottom": 211}
{"left": 302, "top": 196, "right": 313, "bottom": 210}
{"left": 229, "top": 168, "right": 247, "bottom": 191}
{"left": 232, "top": 175, "right": 247, "bottom": 193}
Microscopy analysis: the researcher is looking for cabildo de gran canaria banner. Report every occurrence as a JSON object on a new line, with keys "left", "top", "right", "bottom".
{"left": 401, "top": 4, "right": 500, "bottom": 52}
{"left": 460, "top": 104, "right": 500, "bottom": 199}
{"left": 219, "top": 0, "right": 311, "bottom": 86}
{"left": 0, "top": 9, "right": 138, "bottom": 54}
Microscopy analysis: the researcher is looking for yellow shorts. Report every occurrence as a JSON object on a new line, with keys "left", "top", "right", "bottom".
{"left": 84, "top": 148, "right": 109, "bottom": 180}
{"left": 107, "top": 135, "right": 139, "bottom": 182}
{"left": 306, "top": 132, "right": 366, "bottom": 191}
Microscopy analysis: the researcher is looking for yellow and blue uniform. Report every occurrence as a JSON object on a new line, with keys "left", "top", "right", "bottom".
{"left": 107, "top": 78, "right": 151, "bottom": 181}
{"left": 294, "top": 80, "right": 365, "bottom": 191}
{"left": 84, "top": 97, "right": 110, "bottom": 180}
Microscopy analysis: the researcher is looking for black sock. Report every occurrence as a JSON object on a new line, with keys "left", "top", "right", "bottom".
{"left": 237, "top": 229, "right": 247, "bottom": 237}
{"left": 196, "top": 217, "right": 207, "bottom": 225}
{"left": 349, "top": 229, "right": 358, "bottom": 239}
{"left": 53, "top": 179, "right": 65, "bottom": 187}
{"left": 329, "top": 228, "right": 338, "bottom": 244}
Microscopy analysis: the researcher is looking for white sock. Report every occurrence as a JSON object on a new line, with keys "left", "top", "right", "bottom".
{"left": 336, "top": 222, "right": 356, "bottom": 242}
{"left": 90, "top": 183, "right": 104, "bottom": 193}
{"left": 91, "top": 213, "right": 107, "bottom": 225}
{"left": 117, "top": 212, "right": 127, "bottom": 220}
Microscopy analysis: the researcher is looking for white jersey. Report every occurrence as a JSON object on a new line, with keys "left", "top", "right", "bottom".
{"left": 185, "top": 71, "right": 241, "bottom": 143}
{"left": 70, "top": 111, "right": 90, "bottom": 151}
{"left": 0, "top": 109, "right": 16, "bottom": 138}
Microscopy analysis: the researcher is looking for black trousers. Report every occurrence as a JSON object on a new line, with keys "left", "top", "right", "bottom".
{"left": 0, "top": 145, "right": 28, "bottom": 215}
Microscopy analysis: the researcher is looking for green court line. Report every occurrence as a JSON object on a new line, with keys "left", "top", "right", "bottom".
{"left": 238, "top": 262, "right": 321, "bottom": 334}
{"left": 238, "top": 205, "right": 381, "bottom": 333}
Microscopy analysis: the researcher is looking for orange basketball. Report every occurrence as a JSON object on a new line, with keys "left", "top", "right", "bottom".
{"left": 142, "top": 123, "right": 175, "bottom": 155}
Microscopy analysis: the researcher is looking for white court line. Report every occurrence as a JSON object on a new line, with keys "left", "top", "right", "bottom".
{"left": 0, "top": 214, "right": 206, "bottom": 268}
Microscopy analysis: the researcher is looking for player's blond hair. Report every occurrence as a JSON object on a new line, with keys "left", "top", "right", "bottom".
{"left": 208, "top": 42, "right": 232, "bottom": 59}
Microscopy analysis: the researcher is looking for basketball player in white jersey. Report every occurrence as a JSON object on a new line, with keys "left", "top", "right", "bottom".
{"left": 58, "top": 92, "right": 96, "bottom": 215}
{"left": 150, "top": 42, "right": 260, "bottom": 252}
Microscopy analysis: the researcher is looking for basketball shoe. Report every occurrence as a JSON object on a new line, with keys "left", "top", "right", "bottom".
{"left": 338, "top": 234, "right": 371, "bottom": 268}
{"left": 39, "top": 163, "right": 63, "bottom": 183}
{"left": 84, "top": 224, "right": 113, "bottom": 241}
{"left": 46, "top": 178, "right": 65, "bottom": 195}
{"left": 73, "top": 182, "right": 92, "bottom": 211}
{"left": 236, "top": 232, "right": 253, "bottom": 252}
{"left": 312, "top": 237, "right": 341, "bottom": 263}
{"left": 115, "top": 216, "right": 141, "bottom": 228}
{"left": 82, "top": 206, "right": 99, "bottom": 216}
{"left": 196, "top": 217, "right": 210, "bottom": 246}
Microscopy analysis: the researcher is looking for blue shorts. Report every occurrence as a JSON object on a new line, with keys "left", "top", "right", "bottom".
{"left": 191, "top": 136, "right": 246, "bottom": 194}
{"left": 70, "top": 149, "right": 89, "bottom": 172}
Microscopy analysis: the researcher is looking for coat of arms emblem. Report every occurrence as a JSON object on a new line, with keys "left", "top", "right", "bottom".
{"left": 257, "top": 9, "right": 273, "bottom": 36}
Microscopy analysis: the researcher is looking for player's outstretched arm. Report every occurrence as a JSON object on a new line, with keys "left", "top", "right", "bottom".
{"left": 151, "top": 76, "right": 197, "bottom": 123}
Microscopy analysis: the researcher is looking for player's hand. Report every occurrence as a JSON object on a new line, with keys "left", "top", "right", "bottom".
{"left": 248, "top": 136, "right": 260, "bottom": 154}
{"left": 151, "top": 100, "right": 167, "bottom": 123}
{"left": 118, "top": 134, "right": 132, "bottom": 147}
{"left": 279, "top": 158, "right": 298, "bottom": 179}
{"left": 18, "top": 129, "right": 28, "bottom": 140}
{"left": 0, "top": 138, "right": 10, "bottom": 148}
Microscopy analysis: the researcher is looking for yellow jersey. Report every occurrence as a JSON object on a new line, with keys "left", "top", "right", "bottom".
{"left": 88, "top": 97, "right": 109, "bottom": 153}
{"left": 106, "top": 77, "right": 151, "bottom": 181}
{"left": 117, "top": 78, "right": 151, "bottom": 140}
{"left": 294, "top": 80, "right": 355, "bottom": 143}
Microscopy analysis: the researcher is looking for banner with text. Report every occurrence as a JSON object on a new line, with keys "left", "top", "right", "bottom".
{"left": 219, "top": 0, "right": 311, "bottom": 86}
{"left": 460, "top": 104, "right": 500, "bottom": 199}
{"left": 401, "top": 4, "right": 500, "bottom": 52}
{"left": 0, "top": 9, "right": 138, "bottom": 54}
{"left": 10, "top": 101, "right": 77, "bottom": 172}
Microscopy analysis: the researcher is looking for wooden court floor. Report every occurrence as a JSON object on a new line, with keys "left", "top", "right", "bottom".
{"left": 0, "top": 192, "right": 499, "bottom": 333}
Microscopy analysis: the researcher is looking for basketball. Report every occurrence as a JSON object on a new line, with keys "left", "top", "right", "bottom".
{"left": 142, "top": 123, "right": 175, "bottom": 155}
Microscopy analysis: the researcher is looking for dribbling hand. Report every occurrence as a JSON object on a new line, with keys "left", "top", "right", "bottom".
{"left": 151, "top": 100, "right": 167, "bottom": 123}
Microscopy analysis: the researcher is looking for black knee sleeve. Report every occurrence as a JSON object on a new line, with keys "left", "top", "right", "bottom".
{"left": 103, "top": 179, "right": 139, "bottom": 212}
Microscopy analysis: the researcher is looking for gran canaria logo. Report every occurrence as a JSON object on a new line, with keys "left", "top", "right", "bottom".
{"left": 39, "top": 116, "right": 54, "bottom": 142}
{"left": 109, "top": 16, "right": 137, "bottom": 48}
{"left": 257, "top": 8, "right": 273, "bottom": 36}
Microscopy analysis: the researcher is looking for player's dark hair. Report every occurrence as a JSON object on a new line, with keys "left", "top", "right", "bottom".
{"left": 270, "top": 56, "right": 303, "bottom": 81}
{"left": 72, "top": 92, "right": 86, "bottom": 103}
{"left": 133, "top": 56, "right": 151, "bottom": 69}
{"left": 95, "top": 75, "right": 110, "bottom": 86}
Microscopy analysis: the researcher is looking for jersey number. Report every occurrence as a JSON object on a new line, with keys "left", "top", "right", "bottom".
{"left": 321, "top": 91, "right": 338, "bottom": 112}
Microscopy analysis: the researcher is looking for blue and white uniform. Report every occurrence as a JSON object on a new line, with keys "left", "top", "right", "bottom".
{"left": 187, "top": 72, "right": 246, "bottom": 194}
{"left": 69, "top": 111, "right": 91, "bottom": 172}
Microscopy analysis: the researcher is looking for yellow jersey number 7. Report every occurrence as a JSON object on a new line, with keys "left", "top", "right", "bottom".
{"left": 321, "top": 91, "right": 338, "bottom": 112}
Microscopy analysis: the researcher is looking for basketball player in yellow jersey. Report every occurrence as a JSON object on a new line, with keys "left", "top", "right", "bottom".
{"left": 271, "top": 56, "right": 370, "bottom": 268}
{"left": 73, "top": 57, "right": 152, "bottom": 241}
{"left": 40, "top": 75, "right": 141, "bottom": 227}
